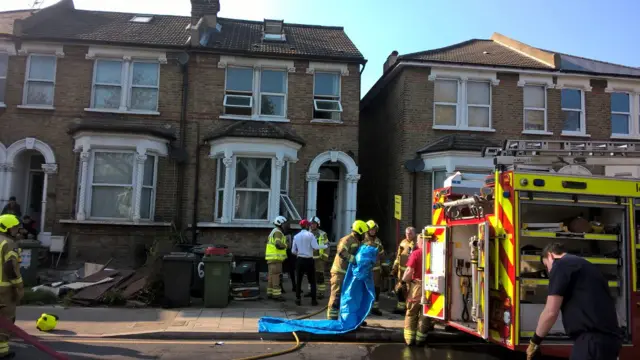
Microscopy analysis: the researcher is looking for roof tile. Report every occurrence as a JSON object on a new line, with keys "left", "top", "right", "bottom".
{"left": 205, "top": 120, "right": 305, "bottom": 145}
{"left": 416, "top": 134, "right": 499, "bottom": 154}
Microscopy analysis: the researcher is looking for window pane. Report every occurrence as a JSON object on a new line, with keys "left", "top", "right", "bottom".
{"left": 0, "top": 78, "right": 5, "bottom": 103}
{"left": 28, "top": 55, "right": 55, "bottom": 81}
{"left": 132, "top": 62, "right": 159, "bottom": 86}
{"left": 467, "top": 82, "right": 490, "bottom": 105}
{"left": 468, "top": 106, "right": 490, "bottom": 128}
{"left": 0, "top": 53, "right": 7, "bottom": 78}
{"left": 280, "top": 162, "right": 288, "bottom": 193}
{"left": 217, "top": 159, "right": 226, "bottom": 189}
{"left": 130, "top": 88, "right": 158, "bottom": 111}
{"left": 234, "top": 190, "right": 269, "bottom": 219}
{"left": 143, "top": 156, "right": 155, "bottom": 186}
{"left": 226, "top": 95, "right": 251, "bottom": 107}
{"left": 524, "top": 110, "right": 545, "bottom": 131}
{"left": 433, "top": 171, "right": 447, "bottom": 190}
{"left": 314, "top": 73, "right": 339, "bottom": 96}
{"left": 94, "top": 85, "right": 121, "bottom": 109}
{"left": 434, "top": 104, "right": 456, "bottom": 126}
{"left": 315, "top": 100, "right": 341, "bottom": 111}
{"left": 93, "top": 152, "right": 134, "bottom": 184}
{"left": 95, "top": 60, "right": 122, "bottom": 84}
{"left": 434, "top": 80, "right": 457, "bottom": 103}
{"left": 140, "top": 187, "right": 153, "bottom": 219}
{"left": 524, "top": 86, "right": 544, "bottom": 108}
{"left": 236, "top": 158, "right": 272, "bottom": 188}
{"left": 261, "top": 70, "right": 285, "bottom": 93}
{"left": 563, "top": 110, "right": 581, "bottom": 131}
{"left": 260, "top": 94, "right": 285, "bottom": 116}
{"left": 313, "top": 108, "right": 340, "bottom": 121}
{"left": 26, "top": 82, "right": 54, "bottom": 105}
{"left": 227, "top": 67, "right": 253, "bottom": 92}
{"left": 216, "top": 190, "right": 224, "bottom": 219}
{"left": 612, "top": 114, "right": 630, "bottom": 134}
{"left": 90, "top": 186, "right": 132, "bottom": 218}
{"left": 561, "top": 89, "right": 581, "bottom": 109}
{"left": 611, "top": 92, "right": 630, "bottom": 113}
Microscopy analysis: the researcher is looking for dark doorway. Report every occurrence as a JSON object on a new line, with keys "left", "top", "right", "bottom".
{"left": 317, "top": 181, "right": 338, "bottom": 242}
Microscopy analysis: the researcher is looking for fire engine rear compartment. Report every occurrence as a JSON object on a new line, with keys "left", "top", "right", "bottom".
{"left": 516, "top": 192, "right": 631, "bottom": 345}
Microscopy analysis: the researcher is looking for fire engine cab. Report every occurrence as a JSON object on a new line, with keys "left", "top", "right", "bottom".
{"left": 421, "top": 139, "right": 640, "bottom": 358}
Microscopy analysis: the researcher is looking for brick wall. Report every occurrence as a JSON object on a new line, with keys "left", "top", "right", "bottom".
{"left": 360, "top": 66, "right": 622, "bottom": 251}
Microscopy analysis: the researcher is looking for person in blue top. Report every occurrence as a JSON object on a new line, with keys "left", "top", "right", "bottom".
{"left": 527, "top": 242, "right": 622, "bottom": 360}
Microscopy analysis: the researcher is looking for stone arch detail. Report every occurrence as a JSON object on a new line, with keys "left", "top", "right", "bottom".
{"left": 6, "top": 137, "right": 57, "bottom": 165}
{"left": 307, "top": 150, "right": 357, "bottom": 176}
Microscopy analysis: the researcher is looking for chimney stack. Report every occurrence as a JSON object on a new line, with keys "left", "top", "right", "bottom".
{"left": 383, "top": 50, "right": 399, "bottom": 73}
{"left": 190, "top": 0, "right": 221, "bottom": 46}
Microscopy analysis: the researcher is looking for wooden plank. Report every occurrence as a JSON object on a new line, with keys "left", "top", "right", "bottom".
{"left": 82, "top": 269, "right": 119, "bottom": 283}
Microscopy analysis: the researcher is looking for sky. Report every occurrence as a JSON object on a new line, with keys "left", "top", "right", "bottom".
{"left": 3, "top": 0, "right": 640, "bottom": 96}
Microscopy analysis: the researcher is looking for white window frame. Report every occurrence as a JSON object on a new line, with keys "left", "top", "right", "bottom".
{"left": 88, "top": 58, "right": 160, "bottom": 114}
{"left": 522, "top": 84, "right": 548, "bottom": 133}
{"left": 279, "top": 162, "right": 301, "bottom": 221}
{"left": 560, "top": 88, "right": 586, "bottom": 136}
{"left": 0, "top": 52, "right": 7, "bottom": 106}
{"left": 605, "top": 79, "right": 640, "bottom": 139}
{"left": 232, "top": 156, "right": 273, "bottom": 222}
{"left": 433, "top": 78, "right": 459, "bottom": 128}
{"left": 140, "top": 155, "right": 158, "bottom": 221}
{"left": 214, "top": 158, "right": 225, "bottom": 220}
{"left": 312, "top": 71, "right": 343, "bottom": 122}
{"left": 610, "top": 92, "right": 632, "bottom": 137}
{"left": 223, "top": 66, "right": 288, "bottom": 121}
{"left": 465, "top": 80, "right": 492, "bottom": 130}
{"left": 22, "top": 54, "right": 57, "bottom": 108}
{"left": 432, "top": 169, "right": 448, "bottom": 195}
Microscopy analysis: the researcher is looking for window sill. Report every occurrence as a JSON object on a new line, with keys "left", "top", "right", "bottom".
{"left": 59, "top": 219, "right": 172, "bottom": 226}
{"left": 219, "top": 115, "right": 290, "bottom": 123}
{"left": 522, "top": 130, "right": 553, "bottom": 135}
{"left": 611, "top": 134, "right": 640, "bottom": 140}
{"left": 433, "top": 125, "right": 496, "bottom": 133}
{"left": 197, "top": 221, "right": 273, "bottom": 229}
{"left": 84, "top": 108, "right": 160, "bottom": 116}
{"left": 561, "top": 131, "right": 591, "bottom": 138}
{"left": 17, "top": 104, "right": 55, "bottom": 110}
{"left": 311, "top": 119, "right": 343, "bottom": 124}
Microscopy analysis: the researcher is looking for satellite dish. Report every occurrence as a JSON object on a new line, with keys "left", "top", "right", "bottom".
{"left": 557, "top": 165, "right": 592, "bottom": 176}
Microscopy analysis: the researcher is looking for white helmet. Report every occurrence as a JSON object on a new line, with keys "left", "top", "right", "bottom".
{"left": 309, "top": 216, "right": 321, "bottom": 226}
{"left": 273, "top": 216, "right": 288, "bottom": 226}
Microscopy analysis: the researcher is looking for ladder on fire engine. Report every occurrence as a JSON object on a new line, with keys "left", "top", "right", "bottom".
{"left": 483, "top": 139, "right": 640, "bottom": 171}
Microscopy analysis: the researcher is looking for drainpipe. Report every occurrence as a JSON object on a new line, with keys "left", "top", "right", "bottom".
{"left": 191, "top": 123, "right": 201, "bottom": 245}
{"left": 174, "top": 52, "right": 190, "bottom": 231}
{"left": 403, "top": 158, "right": 425, "bottom": 227}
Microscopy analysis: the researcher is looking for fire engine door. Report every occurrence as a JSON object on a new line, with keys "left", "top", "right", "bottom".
{"left": 476, "top": 221, "right": 491, "bottom": 339}
{"left": 423, "top": 225, "right": 448, "bottom": 321}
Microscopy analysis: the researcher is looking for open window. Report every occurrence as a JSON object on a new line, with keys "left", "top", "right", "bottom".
{"left": 278, "top": 162, "right": 301, "bottom": 220}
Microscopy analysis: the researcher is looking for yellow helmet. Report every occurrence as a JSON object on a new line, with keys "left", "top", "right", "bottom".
{"left": 366, "top": 220, "right": 377, "bottom": 230}
{"left": 36, "top": 313, "right": 59, "bottom": 332}
{"left": 352, "top": 220, "right": 369, "bottom": 235}
{"left": 0, "top": 214, "right": 20, "bottom": 233}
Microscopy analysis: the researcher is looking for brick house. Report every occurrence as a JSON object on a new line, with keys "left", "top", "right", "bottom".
{"left": 0, "top": 0, "right": 365, "bottom": 267}
{"left": 359, "top": 32, "right": 640, "bottom": 247}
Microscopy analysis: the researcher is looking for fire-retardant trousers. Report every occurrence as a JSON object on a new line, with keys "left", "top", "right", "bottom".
{"left": 403, "top": 281, "right": 431, "bottom": 346}
{"left": 326, "top": 272, "right": 345, "bottom": 320}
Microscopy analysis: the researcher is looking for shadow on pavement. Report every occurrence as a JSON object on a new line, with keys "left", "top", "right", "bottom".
{"left": 17, "top": 342, "right": 158, "bottom": 360}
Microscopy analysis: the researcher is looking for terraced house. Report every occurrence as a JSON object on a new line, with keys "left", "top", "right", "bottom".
{"left": 359, "top": 33, "right": 640, "bottom": 246}
{"left": 0, "top": 0, "right": 365, "bottom": 267}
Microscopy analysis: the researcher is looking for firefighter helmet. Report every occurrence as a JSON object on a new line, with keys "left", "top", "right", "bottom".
{"left": 273, "top": 216, "right": 288, "bottom": 226}
{"left": 352, "top": 220, "right": 369, "bottom": 235}
{"left": 0, "top": 214, "right": 20, "bottom": 233}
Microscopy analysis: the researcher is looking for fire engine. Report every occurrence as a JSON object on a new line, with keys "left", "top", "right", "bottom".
{"left": 421, "top": 139, "right": 640, "bottom": 358}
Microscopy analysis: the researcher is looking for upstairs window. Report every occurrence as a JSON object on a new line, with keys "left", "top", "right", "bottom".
{"left": 223, "top": 67, "right": 288, "bottom": 119}
{"left": 523, "top": 85, "right": 547, "bottom": 132}
{"left": 611, "top": 92, "right": 631, "bottom": 135}
{"left": 263, "top": 19, "right": 286, "bottom": 42}
{"left": 0, "top": 53, "right": 7, "bottom": 105}
{"left": 561, "top": 88, "right": 585, "bottom": 134}
{"left": 433, "top": 78, "right": 492, "bottom": 130}
{"left": 24, "top": 54, "right": 57, "bottom": 107}
{"left": 90, "top": 59, "right": 160, "bottom": 113}
{"left": 434, "top": 79, "right": 458, "bottom": 127}
{"left": 313, "top": 72, "right": 342, "bottom": 121}
{"left": 466, "top": 81, "right": 490, "bottom": 128}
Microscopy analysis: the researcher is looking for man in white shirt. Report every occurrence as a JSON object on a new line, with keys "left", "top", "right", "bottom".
{"left": 292, "top": 219, "right": 328, "bottom": 306}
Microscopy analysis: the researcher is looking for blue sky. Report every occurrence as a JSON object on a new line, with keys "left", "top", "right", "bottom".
{"left": 3, "top": 0, "right": 639, "bottom": 96}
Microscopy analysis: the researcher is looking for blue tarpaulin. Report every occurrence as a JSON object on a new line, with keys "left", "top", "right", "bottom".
{"left": 257, "top": 245, "right": 377, "bottom": 335}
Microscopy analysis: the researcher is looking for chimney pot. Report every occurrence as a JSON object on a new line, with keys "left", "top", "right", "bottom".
{"left": 383, "top": 50, "right": 399, "bottom": 73}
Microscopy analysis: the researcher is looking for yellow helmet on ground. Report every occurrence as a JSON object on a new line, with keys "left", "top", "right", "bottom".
{"left": 352, "top": 220, "right": 369, "bottom": 235}
{"left": 0, "top": 214, "right": 20, "bottom": 233}
{"left": 366, "top": 220, "right": 378, "bottom": 230}
{"left": 36, "top": 313, "right": 59, "bottom": 332}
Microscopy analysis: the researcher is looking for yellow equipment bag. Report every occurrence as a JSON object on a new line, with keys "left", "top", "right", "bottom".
{"left": 36, "top": 313, "right": 59, "bottom": 332}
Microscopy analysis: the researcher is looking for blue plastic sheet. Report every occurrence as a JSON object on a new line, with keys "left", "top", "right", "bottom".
{"left": 257, "top": 244, "right": 377, "bottom": 335}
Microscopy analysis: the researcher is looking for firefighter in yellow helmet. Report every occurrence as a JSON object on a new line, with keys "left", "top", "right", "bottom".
{"left": 364, "top": 220, "right": 384, "bottom": 316}
{"left": 265, "top": 216, "right": 289, "bottom": 301}
{"left": 392, "top": 226, "right": 417, "bottom": 314}
{"left": 305, "top": 216, "right": 329, "bottom": 300}
{"left": 0, "top": 214, "right": 24, "bottom": 358}
{"left": 327, "top": 220, "right": 368, "bottom": 320}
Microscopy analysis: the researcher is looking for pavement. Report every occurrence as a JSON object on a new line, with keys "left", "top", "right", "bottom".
{"left": 12, "top": 337, "right": 555, "bottom": 360}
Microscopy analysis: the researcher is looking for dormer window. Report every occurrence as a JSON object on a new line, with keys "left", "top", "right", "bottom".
{"left": 263, "top": 19, "right": 286, "bottom": 42}
{"left": 130, "top": 15, "right": 154, "bottom": 23}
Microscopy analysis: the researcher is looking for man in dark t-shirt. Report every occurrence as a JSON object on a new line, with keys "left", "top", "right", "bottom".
{"left": 527, "top": 242, "right": 622, "bottom": 360}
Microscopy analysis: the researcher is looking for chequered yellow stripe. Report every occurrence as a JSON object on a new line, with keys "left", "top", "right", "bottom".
{"left": 432, "top": 207, "right": 443, "bottom": 226}
{"left": 425, "top": 293, "right": 444, "bottom": 317}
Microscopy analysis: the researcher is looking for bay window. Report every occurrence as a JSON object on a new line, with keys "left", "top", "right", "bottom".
{"left": 279, "top": 162, "right": 300, "bottom": 220}
{"left": 234, "top": 157, "right": 272, "bottom": 220}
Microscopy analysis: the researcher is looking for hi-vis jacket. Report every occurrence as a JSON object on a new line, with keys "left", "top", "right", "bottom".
{"left": 364, "top": 234, "right": 384, "bottom": 272}
{"left": 393, "top": 238, "right": 415, "bottom": 278}
{"left": 331, "top": 233, "right": 360, "bottom": 274}
{"left": 311, "top": 229, "right": 329, "bottom": 262}
{"left": 0, "top": 234, "right": 23, "bottom": 290}
{"left": 265, "top": 228, "right": 287, "bottom": 262}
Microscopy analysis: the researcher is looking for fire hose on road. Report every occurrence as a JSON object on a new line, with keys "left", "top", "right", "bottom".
{"left": 0, "top": 315, "right": 69, "bottom": 360}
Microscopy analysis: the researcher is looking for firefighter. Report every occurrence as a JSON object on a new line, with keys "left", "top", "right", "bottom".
{"left": 392, "top": 226, "right": 417, "bottom": 314}
{"left": 306, "top": 216, "right": 329, "bottom": 300}
{"left": 327, "top": 220, "right": 369, "bottom": 320}
{"left": 401, "top": 233, "right": 431, "bottom": 346}
{"left": 364, "top": 220, "right": 384, "bottom": 316}
{"left": 265, "top": 216, "right": 288, "bottom": 301}
{"left": 0, "top": 214, "right": 24, "bottom": 359}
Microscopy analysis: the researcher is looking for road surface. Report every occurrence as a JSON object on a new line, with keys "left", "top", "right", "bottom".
{"left": 13, "top": 337, "right": 561, "bottom": 359}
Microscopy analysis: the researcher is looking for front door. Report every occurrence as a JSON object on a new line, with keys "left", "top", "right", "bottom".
{"left": 423, "top": 225, "right": 448, "bottom": 321}
{"left": 26, "top": 171, "right": 44, "bottom": 221}
{"left": 317, "top": 181, "right": 338, "bottom": 243}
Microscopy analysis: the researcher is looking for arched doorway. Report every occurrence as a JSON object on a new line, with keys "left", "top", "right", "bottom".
{"left": 306, "top": 151, "right": 359, "bottom": 242}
